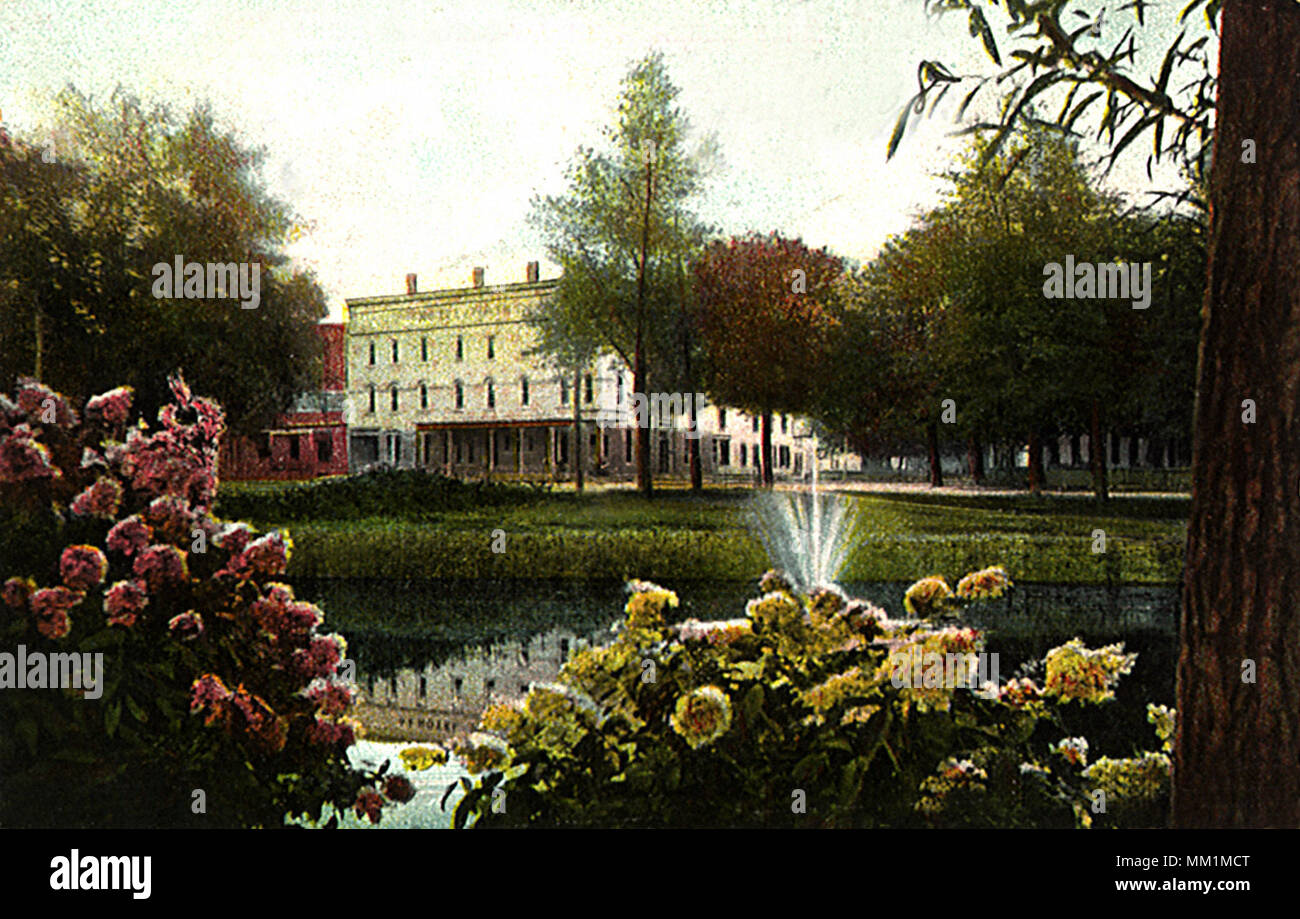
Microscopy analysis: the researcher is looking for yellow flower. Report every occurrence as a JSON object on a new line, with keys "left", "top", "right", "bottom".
{"left": 1043, "top": 638, "right": 1137, "bottom": 704}
{"left": 670, "top": 685, "right": 732, "bottom": 749}
{"left": 955, "top": 566, "right": 1011, "bottom": 601}
{"left": 903, "top": 576, "right": 953, "bottom": 617}
{"left": 399, "top": 745, "right": 448, "bottom": 771}
{"left": 1147, "top": 704, "right": 1176, "bottom": 753}
{"left": 1084, "top": 753, "right": 1171, "bottom": 801}
{"left": 481, "top": 701, "right": 527, "bottom": 740}
{"left": 624, "top": 583, "right": 679, "bottom": 631}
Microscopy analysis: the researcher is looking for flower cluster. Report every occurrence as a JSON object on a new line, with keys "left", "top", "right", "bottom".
{"left": 1147, "top": 703, "right": 1176, "bottom": 753}
{"left": 1043, "top": 638, "right": 1137, "bottom": 704}
{"left": 670, "top": 685, "right": 733, "bottom": 750}
{"left": 676, "top": 617, "right": 753, "bottom": 646}
{"left": 916, "top": 757, "right": 990, "bottom": 816}
{"left": 1083, "top": 752, "right": 1171, "bottom": 802}
{"left": 1053, "top": 736, "right": 1090, "bottom": 767}
{"left": 399, "top": 745, "right": 449, "bottom": 771}
{"left": 955, "top": 565, "right": 1012, "bottom": 601}
{"left": 903, "top": 575, "right": 953, "bottom": 617}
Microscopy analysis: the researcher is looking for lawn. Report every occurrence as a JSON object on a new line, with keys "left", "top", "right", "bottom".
{"left": 222, "top": 481, "right": 1187, "bottom": 584}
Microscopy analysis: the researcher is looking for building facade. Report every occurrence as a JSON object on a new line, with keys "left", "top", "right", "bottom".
{"left": 218, "top": 322, "right": 350, "bottom": 480}
{"left": 344, "top": 263, "right": 813, "bottom": 482}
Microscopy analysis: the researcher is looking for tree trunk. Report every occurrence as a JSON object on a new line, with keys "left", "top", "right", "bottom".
{"left": 688, "top": 399, "right": 702, "bottom": 491}
{"left": 1069, "top": 433, "right": 1081, "bottom": 467}
{"left": 1174, "top": 0, "right": 1300, "bottom": 828}
{"left": 634, "top": 150, "right": 654, "bottom": 498}
{"left": 634, "top": 359, "right": 650, "bottom": 497}
{"left": 967, "top": 435, "right": 985, "bottom": 485}
{"left": 1089, "top": 400, "right": 1108, "bottom": 501}
{"left": 760, "top": 411, "right": 774, "bottom": 487}
{"left": 573, "top": 366, "right": 584, "bottom": 493}
{"left": 925, "top": 421, "right": 943, "bottom": 488}
{"left": 1027, "top": 431, "right": 1044, "bottom": 494}
{"left": 33, "top": 296, "right": 43, "bottom": 381}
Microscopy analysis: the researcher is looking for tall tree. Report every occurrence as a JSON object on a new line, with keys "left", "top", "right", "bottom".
{"left": 529, "top": 53, "right": 714, "bottom": 496}
{"left": 0, "top": 88, "right": 326, "bottom": 435}
{"left": 694, "top": 233, "right": 842, "bottom": 486}
{"left": 897, "top": 0, "right": 1300, "bottom": 827}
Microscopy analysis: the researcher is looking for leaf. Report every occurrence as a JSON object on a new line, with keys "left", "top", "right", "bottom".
{"left": 955, "top": 84, "right": 982, "bottom": 123}
{"left": 105, "top": 700, "right": 121, "bottom": 738}
{"left": 125, "top": 695, "right": 147, "bottom": 723}
{"left": 968, "top": 7, "right": 1001, "bottom": 65}
{"left": 1155, "top": 30, "right": 1184, "bottom": 96}
{"left": 887, "top": 93, "right": 920, "bottom": 161}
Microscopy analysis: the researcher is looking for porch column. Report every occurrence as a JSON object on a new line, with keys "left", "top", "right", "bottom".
{"left": 517, "top": 428, "right": 524, "bottom": 476}
{"left": 444, "top": 430, "right": 452, "bottom": 476}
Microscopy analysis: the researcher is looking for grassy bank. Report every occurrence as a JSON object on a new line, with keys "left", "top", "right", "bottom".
{"left": 227, "top": 486, "right": 1187, "bottom": 584}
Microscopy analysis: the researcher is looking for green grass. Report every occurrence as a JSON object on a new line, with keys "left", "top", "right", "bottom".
{"left": 231, "top": 486, "right": 1187, "bottom": 584}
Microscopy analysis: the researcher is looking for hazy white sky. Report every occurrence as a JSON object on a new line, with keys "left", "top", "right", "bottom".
{"left": 1, "top": 0, "right": 1203, "bottom": 321}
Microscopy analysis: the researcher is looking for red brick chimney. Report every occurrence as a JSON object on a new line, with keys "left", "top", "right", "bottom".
{"left": 472, "top": 267, "right": 485, "bottom": 287}
{"left": 526, "top": 261, "right": 539, "bottom": 283}
{"left": 405, "top": 273, "right": 418, "bottom": 295}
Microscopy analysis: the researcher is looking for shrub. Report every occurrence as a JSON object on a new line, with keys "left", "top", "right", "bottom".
{"left": 450, "top": 569, "right": 1172, "bottom": 828}
{"left": 0, "top": 376, "right": 406, "bottom": 828}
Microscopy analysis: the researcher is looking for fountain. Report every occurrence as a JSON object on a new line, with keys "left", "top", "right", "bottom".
{"left": 750, "top": 436, "right": 858, "bottom": 591}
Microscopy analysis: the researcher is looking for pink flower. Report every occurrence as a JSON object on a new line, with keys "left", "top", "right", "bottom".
{"left": 15, "top": 378, "right": 77, "bottom": 428}
{"left": 0, "top": 424, "right": 60, "bottom": 482}
{"left": 191, "top": 673, "right": 232, "bottom": 711}
{"left": 226, "top": 531, "right": 292, "bottom": 579}
{"left": 145, "top": 495, "right": 195, "bottom": 542}
{"left": 60, "top": 545, "right": 108, "bottom": 591}
{"left": 304, "top": 678, "right": 354, "bottom": 717}
{"left": 104, "top": 580, "right": 149, "bottom": 627}
{"left": 251, "top": 584, "right": 322, "bottom": 644}
{"left": 69, "top": 476, "right": 124, "bottom": 519}
{"left": 107, "top": 515, "right": 154, "bottom": 556}
{"left": 383, "top": 775, "right": 416, "bottom": 804}
{"left": 353, "top": 789, "right": 384, "bottom": 824}
{"left": 168, "top": 610, "right": 204, "bottom": 640}
{"left": 305, "top": 717, "right": 356, "bottom": 747}
{"left": 215, "top": 523, "right": 251, "bottom": 557}
{"left": 133, "top": 544, "right": 189, "bottom": 591}
{"left": 84, "top": 386, "right": 133, "bottom": 426}
{"left": 2, "top": 577, "right": 35, "bottom": 609}
{"left": 31, "top": 586, "right": 82, "bottom": 639}
{"left": 293, "top": 634, "right": 345, "bottom": 681}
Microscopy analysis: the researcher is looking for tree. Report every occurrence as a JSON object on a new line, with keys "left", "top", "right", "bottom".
{"left": 693, "top": 233, "right": 842, "bottom": 486}
{"left": 0, "top": 88, "right": 326, "bottom": 436}
{"left": 529, "top": 53, "right": 714, "bottom": 496}
{"left": 897, "top": 0, "right": 1300, "bottom": 827}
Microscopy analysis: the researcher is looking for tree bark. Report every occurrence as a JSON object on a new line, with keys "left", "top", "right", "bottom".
{"left": 967, "top": 435, "right": 985, "bottom": 485}
{"left": 925, "top": 421, "right": 943, "bottom": 488}
{"left": 1089, "top": 399, "right": 1108, "bottom": 501}
{"left": 1174, "top": 0, "right": 1300, "bottom": 828}
{"left": 1027, "top": 431, "right": 1044, "bottom": 494}
{"left": 760, "top": 411, "right": 774, "bottom": 487}
{"left": 573, "top": 366, "right": 584, "bottom": 493}
{"left": 634, "top": 150, "right": 654, "bottom": 498}
{"left": 688, "top": 398, "right": 702, "bottom": 491}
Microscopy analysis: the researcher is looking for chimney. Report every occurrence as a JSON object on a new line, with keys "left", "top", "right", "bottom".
{"left": 405, "top": 273, "right": 418, "bottom": 295}
{"left": 526, "top": 261, "right": 540, "bottom": 283}
{"left": 472, "top": 266, "right": 485, "bottom": 288}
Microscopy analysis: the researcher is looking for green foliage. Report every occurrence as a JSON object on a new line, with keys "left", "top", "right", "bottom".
{"left": 0, "top": 87, "right": 326, "bottom": 435}
{"left": 452, "top": 573, "right": 1171, "bottom": 828}
{"left": 216, "top": 468, "right": 549, "bottom": 523}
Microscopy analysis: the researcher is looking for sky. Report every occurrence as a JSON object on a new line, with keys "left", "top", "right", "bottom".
{"left": 0, "top": 0, "right": 1207, "bottom": 321}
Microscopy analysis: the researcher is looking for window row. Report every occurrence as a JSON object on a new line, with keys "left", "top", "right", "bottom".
{"left": 366, "top": 335, "right": 497, "bottom": 365}
{"left": 364, "top": 375, "right": 595, "bottom": 412}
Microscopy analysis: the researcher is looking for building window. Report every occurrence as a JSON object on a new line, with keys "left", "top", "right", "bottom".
{"left": 455, "top": 380, "right": 464, "bottom": 410}
{"left": 719, "top": 440, "right": 730, "bottom": 467}
{"left": 718, "top": 407, "right": 726, "bottom": 429}
{"left": 368, "top": 341, "right": 375, "bottom": 365}
{"left": 487, "top": 336, "right": 495, "bottom": 359}
{"left": 752, "top": 416, "right": 759, "bottom": 433}
{"left": 521, "top": 376, "right": 529, "bottom": 406}
{"left": 389, "top": 340, "right": 398, "bottom": 363}
{"left": 420, "top": 383, "right": 428, "bottom": 409}
{"left": 316, "top": 433, "right": 333, "bottom": 463}
{"left": 616, "top": 371, "right": 624, "bottom": 404}
{"left": 740, "top": 443, "right": 747, "bottom": 466}
{"left": 421, "top": 337, "right": 428, "bottom": 362}
{"left": 781, "top": 414, "right": 788, "bottom": 434}
{"left": 367, "top": 385, "right": 376, "bottom": 414}
{"left": 390, "top": 386, "right": 399, "bottom": 411}
{"left": 486, "top": 679, "right": 496, "bottom": 695}
{"left": 486, "top": 379, "right": 495, "bottom": 409}
{"left": 453, "top": 677, "right": 463, "bottom": 697}
{"left": 584, "top": 373, "right": 593, "bottom": 404}
{"left": 456, "top": 336, "right": 463, "bottom": 361}
{"left": 288, "top": 435, "right": 300, "bottom": 460}
{"left": 625, "top": 430, "right": 632, "bottom": 460}
{"left": 560, "top": 376, "right": 569, "bottom": 405}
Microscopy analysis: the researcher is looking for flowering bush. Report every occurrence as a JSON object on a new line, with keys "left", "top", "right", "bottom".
{"left": 0, "top": 376, "right": 406, "bottom": 827}
{"left": 452, "top": 569, "right": 1171, "bottom": 828}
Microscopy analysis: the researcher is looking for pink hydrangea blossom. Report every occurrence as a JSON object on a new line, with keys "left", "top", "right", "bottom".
{"left": 84, "top": 386, "right": 134, "bottom": 426}
{"left": 225, "top": 531, "right": 291, "bottom": 579}
{"left": 168, "top": 610, "right": 204, "bottom": 640}
{"left": 145, "top": 494, "right": 195, "bottom": 541}
{"left": 133, "top": 544, "right": 189, "bottom": 591}
{"left": 293, "top": 634, "right": 346, "bottom": 681}
{"left": 15, "top": 378, "right": 78, "bottom": 428}
{"left": 31, "top": 586, "right": 82, "bottom": 639}
{"left": 104, "top": 579, "right": 149, "bottom": 627}
{"left": 191, "top": 673, "right": 233, "bottom": 713}
{"left": 251, "top": 583, "right": 322, "bottom": 643}
{"left": 107, "top": 515, "right": 154, "bottom": 556}
{"left": 69, "top": 476, "right": 124, "bottom": 519}
{"left": 0, "top": 424, "right": 60, "bottom": 482}
{"left": 60, "top": 545, "right": 108, "bottom": 591}
{"left": 305, "top": 717, "right": 356, "bottom": 747}
{"left": 304, "top": 678, "right": 354, "bottom": 717}
{"left": 2, "top": 576, "right": 35, "bottom": 609}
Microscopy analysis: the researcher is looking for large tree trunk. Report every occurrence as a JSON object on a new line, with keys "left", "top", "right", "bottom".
{"left": 925, "top": 421, "right": 943, "bottom": 487}
{"left": 1027, "top": 431, "right": 1044, "bottom": 494}
{"left": 688, "top": 399, "right": 702, "bottom": 491}
{"left": 760, "top": 411, "right": 774, "bottom": 487}
{"left": 1174, "top": 0, "right": 1300, "bottom": 828}
{"left": 634, "top": 358, "right": 651, "bottom": 497}
{"left": 573, "top": 366, "right": 584, "bottom": 493}
{"left": 967, "top": 435, "right": 985, "bottom": 485}
{"left": 1089, "top": 399, "right": 1108, "bottom": 501}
